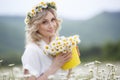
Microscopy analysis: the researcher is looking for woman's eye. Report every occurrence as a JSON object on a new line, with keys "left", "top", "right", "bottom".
{"left": 51, "top": 18, "right": 56, "bottom": 22}
{"left": 42, "top": 21, "right": 48, "bottom": 24}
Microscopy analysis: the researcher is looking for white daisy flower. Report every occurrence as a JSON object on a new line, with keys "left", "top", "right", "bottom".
{"left": 50, "top": 41, "right": 56, "bottom": 48}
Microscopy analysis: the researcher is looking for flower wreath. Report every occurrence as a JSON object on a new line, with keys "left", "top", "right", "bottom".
{"left": 24, "top": 1, "right": 56, "bottom": 24}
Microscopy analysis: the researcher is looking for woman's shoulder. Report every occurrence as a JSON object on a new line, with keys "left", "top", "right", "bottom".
{"left": 25, "top": 43, "right": 39, "bottom": 50}
{"left": 22, "top": 43, "right": 42, "bottom": 60}
{"left": 23, "top": 43, "right": 42, "bottom": 55}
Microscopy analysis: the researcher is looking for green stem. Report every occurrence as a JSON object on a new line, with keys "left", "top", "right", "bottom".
{"left": 66, "top": 69, "right": 72, "bottom": 80}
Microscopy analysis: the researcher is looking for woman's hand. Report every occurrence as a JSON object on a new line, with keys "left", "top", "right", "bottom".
{"left": 47, "top": 52, "right": 72, "bottom": 75}
{"left": 53, "top": 52, "right": 72, "bottom": 68}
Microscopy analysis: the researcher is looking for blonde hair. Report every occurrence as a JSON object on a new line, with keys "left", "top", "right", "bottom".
{"left": 25, "top": 8, "right": 61, "bottom": 46}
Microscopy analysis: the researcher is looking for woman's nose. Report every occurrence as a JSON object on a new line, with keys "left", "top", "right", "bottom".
{"left": 48, "top": 22, "right": 54, "bottom": 29}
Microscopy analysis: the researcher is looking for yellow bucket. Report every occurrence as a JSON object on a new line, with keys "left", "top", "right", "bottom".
{"left": 61, "top": 46, "right": 81, "bottom": 70}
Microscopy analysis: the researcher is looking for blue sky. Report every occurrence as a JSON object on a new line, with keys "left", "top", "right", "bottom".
{"left": 0, "top": 0, "right": 120, "bottom": 20}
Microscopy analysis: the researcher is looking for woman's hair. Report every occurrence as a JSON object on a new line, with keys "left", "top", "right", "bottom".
{"left": 25, "top": 8, "right": 61, "bottom": 46}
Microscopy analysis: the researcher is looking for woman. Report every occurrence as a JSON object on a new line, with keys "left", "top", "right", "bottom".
{"left": 22, "top": 2, "right": 72, "bottom": 80}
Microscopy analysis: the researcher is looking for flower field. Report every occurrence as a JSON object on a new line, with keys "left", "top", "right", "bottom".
{"left": 0, "top": 60, "right": 120, "bottom": 80}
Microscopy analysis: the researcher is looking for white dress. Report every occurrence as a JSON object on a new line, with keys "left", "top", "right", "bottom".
{"left": 21, "top": 40, "right": 54, "bottom": 77}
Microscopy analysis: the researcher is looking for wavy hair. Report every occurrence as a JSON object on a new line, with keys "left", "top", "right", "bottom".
{"left": 25, "top": 8, "right": 61, "bottom": 46}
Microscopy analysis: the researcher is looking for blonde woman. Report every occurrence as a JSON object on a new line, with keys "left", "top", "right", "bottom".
{"left": 21, "top": 2, "right": 72, "bottom": 80}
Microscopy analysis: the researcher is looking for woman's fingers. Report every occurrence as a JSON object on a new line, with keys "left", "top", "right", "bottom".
{"left": 53, "top": 52, "right": 72, "bottom": 67}
{"left": 58, "top": 52, "right": 65, "bottom": 56}
{"left": 63, "top": 53, "right": 72, "bottom": 62}
{"left": 63, "top": 52, "right": 71, "bottom": 58}
{"left": 60, "top": 52, "right": 72, "bottom": 63}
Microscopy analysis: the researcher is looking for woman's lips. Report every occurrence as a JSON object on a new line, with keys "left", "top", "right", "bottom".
{"left": 47, "top": 30, "right": 54, "bottom": 33}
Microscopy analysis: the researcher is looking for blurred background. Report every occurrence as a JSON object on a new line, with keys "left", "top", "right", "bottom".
{"left": 0, "top": 0, "right": 120, "bottom": 66}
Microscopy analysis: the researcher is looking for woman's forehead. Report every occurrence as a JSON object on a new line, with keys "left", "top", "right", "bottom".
{"left": 43, "top": 11, "right": 55, "bottom": 20}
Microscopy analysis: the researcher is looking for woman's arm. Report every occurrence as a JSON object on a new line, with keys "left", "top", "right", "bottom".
{"left": 25, "top": 52, "right": 72, "bottom": 80}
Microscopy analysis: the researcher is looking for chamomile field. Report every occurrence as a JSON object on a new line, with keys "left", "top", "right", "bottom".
{"left": 0, "top": 60, "right": 120, "bottom": 80}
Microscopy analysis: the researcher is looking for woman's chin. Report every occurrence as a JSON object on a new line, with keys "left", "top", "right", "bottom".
{"left": 46, "top": 32, "right": 56, "bottom": 37}
{"left": 49, "top": 33, "right": 55, "bottom": 37}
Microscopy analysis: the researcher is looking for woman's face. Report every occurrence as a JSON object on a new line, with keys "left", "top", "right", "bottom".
{"left": 38, "top": 11, "right": 57, "bottom": 38}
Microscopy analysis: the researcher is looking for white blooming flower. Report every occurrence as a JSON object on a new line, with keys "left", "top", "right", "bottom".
{"left": 8, "top": 64, "right": 15, "bottom": 67}
{"left": 52, "top": 48, "right": 56, "bottom": 53}
{"left": 0, "top": 59, "right": 3, "bottom": 63}
{"left": 66, "top": 40, "right": 72, "bottom": 47}
{"left": 106, "top": 63, "right": 113, "bottom": 67}
{"left": 44, "top": 35, "right": 81, "bottom": 56}
{"left": 45, "top": 45, "right": 49, "bottom": 51}
{"left": 60, "top": 36, "right": 66, "bottom": 40}
{"left": 23, "top": 74, "right": 32, "bottom": 78}
{"left": 68, "top": 36, "right": 73, "bottom": 42}
{"left": 94, "top": 60, "right": 101, "bottom": 64}
{"left": 56, "top": 40, "right": 63, "bottom": 46}
{"left": 50, "top": 41, "right": 56, "bottom": 47}
{"left": 73, "top": 35, "right": 81, "bottom": 44}
{"left": 76, "top": 38, "right": 81, "bottom": 44}
{"left": 40, "top": 2, "right": 48, "bottom": 8}
{"left": 71, "top": 41, "right": 76, "bottom": 47}
{"left": 48, "top": 75, "right": 55, "bottom": 80}
{"left": 50, "top": 2, "right": 56, "bottom": 7}
{"left": 59, "top": 46, "right": 65, "bottom": 52}
{"left": 55, "top": 36, "right": 59, "bottom": 40}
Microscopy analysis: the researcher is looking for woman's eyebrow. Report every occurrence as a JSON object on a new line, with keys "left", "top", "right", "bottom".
{"left": 51, "top": 17, "right": 56, "bottom": 19}
{"left": 43, "top": 17, "right": 55, "bottom": 20}
{"left": 43, "top": 19, "right": 48, "bottom": 21}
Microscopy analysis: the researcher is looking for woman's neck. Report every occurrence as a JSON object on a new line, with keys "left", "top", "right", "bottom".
{"left": 42, "top": 36, "right": 51, "bottom": 44}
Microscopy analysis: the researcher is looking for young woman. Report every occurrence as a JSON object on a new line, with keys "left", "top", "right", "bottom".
{"left": 22, "top": 2, "right": 72, "bottom": 80}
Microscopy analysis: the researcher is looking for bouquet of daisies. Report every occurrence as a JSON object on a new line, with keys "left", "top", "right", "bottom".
{"left": 45, "top": 35, "right": 81, "bottom": 56}
{"left": 45, "top": 35, "right": 81, "bottom": 70}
